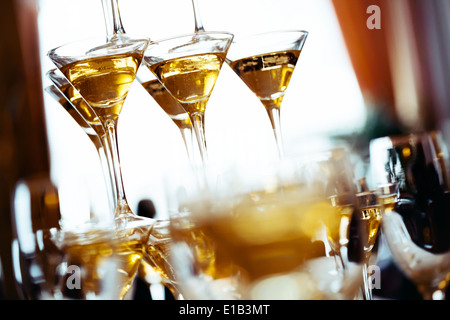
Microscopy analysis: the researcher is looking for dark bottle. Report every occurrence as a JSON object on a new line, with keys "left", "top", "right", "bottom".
{"left": 391, "top": 135, "right": 450, "bottom": 253}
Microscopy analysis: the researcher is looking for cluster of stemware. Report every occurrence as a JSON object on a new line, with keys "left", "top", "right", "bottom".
{"left": 11, "top": 0, "right": 450, "bottom": 300}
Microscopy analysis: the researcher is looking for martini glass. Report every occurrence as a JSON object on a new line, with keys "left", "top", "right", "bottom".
{"left": 226, "top": 30, "right": 308, "bottom": 158}
{"left": 136, "top": 66, "right": 197, "bottom": 165}
{"left": 143, "top": 31, "right": 234, "bottom": 164}
{"left": 47, "top": 34, "right": 149, "bottom": 223}
{"left": 135, "top": 0, "right": 212, "bottom": 165}
{"left": 52, "top": 210, "right": 157, "bottom": 300}
{"left": 45, "top": 69, "right": 116, "bottom": 212}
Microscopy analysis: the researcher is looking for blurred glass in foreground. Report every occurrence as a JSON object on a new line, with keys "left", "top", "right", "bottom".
{"left": 165, "top": 150, "right": 366, "bottom": 299}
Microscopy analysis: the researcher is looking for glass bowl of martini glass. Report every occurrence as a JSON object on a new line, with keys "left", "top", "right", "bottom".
{"left": 225, "top": 30, "right": 308, "bottom": 158}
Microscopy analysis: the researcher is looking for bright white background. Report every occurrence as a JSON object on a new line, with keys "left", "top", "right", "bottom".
{"left": 36, "top": 0, "right": 366, "bottom": 224}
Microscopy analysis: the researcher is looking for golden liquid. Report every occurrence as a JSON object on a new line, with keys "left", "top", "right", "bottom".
{"left": 144, "top": 241, "right": 176, "bottom": 282}
{"left": 379, "top": 193, "right": 397, "bottom": 212}
{"left": 170, "top": 216, "right": 221, "bottom": 278}
{"left": 361, "top": 206, "right": 382, "bottom": 257}
{"left": 141, "top": 79, "right": 191, "bottom": 129}
{"left": 138, "top": 220, "right": 181, "bottom": 297}
{"left": 60, "top": 52, "right": 142, "bottom": 122}
{"left": 326, "top": 203, "right": 354, "bottom": 254}
{"left": 147, "top": 53, "right": 226, "bottom": 115}
{"left": 171, "top": 190, "right": 341, "bottom": 283}
{"left": 54, "top": 94, "right": 103, "bottom": 151}
{"left": 327, "top": 201, "right": 381, "bottom": 260}
{"left": 57, "top": 83, "right": 104, "bottom": 136}
{"left": 228, "top": 50, "right": 301, "bottom": 109}
{"left": 61, "top": 234, "right": 144, "bottom": 299}
{"left": 143, "top": 220, "right": 176, "bottom": 286}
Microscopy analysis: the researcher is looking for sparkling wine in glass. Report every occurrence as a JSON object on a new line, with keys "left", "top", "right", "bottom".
{"left": 226, "top": 30, "right": 308, "bottom": 158}
{"left": 143, "top": 32, "right": 234, "bottom": 164}
{"left": 370, "top": 131, "right": 450, "bottom": 300}
{"left": 48, "top": 34, "right": 149, "bottom": 223}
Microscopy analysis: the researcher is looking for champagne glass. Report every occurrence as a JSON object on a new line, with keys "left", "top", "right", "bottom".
{"left": 54, "top": 216, "right": 155, "bottom": 300}
{"left": 143, "top": 31, "right": 234, "bottom": 164}
{"left": 317, "top": 149, "right": 369, "bottom": 284}
{"left": 225, "top": 30, "right": 308, "bottom": 158}
{"left": 47, "top": 34, "right": 149, "bottom": 223}
{"left": 165, "top": 150, "right": 365, "bottom": 299}
{"left": 356, "top": 190, "right": 382, "bottom": 300}
{"left": 11, "top": 176, "right": 157, "bottom": 300}
{"left": 47, "top": 37, "right": 155, "bottom": 300}
{"left": 45, "top": 69, "right": 116, "bottom": 212}
{"left": 136, "top": 67, "right": 197, "bottom": 165}
{"left": 370, "top": 131, "right": 450, "bottom": 300}
{"left": 136, "top": 0, "right": 213, "bottom": 165}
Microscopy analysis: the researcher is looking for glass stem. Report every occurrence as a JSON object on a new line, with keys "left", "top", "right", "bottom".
{"left": 190, "top": 112, "right": 208, "bottom": 165}
{"left": 361, "top": 262, "right": 373, "bottom": 300}
{"left": 179, "top": 127, "right": 197, "bottom": 166}
{"left": 191, "top": 0, "right": 205, "bottom": 33}
{"left": 336, "top": 248, "right": 347, "bottom": 272}
{"left": 266, "top": 106, "right": 285, "bottom": 159}
{"left": 96, "top": 140, "right": 117, "bottom": 213}
{"left": 88, "top": 134, "right": 116, "bottom": 213}
{"left": 101, "top": 0, "right": 126, "bottom": 39}
{"left": 104, "top": 119, "right": 132, "bottom": 217}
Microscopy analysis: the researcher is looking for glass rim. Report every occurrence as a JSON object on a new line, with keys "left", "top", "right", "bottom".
{"left": 47, "top": 34, "right": 150, "bottom": 62}
{"left": 225, "top": 29, "right": 308, "bottom": 61}
{"left": 143, "top": 31, "right": 234, "bottom": 64}
{"left": 146, "top": 31, "right": 234, "bottom": 47}
{"left": 230, "top": 29, "right": 308, "bottom": 43}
